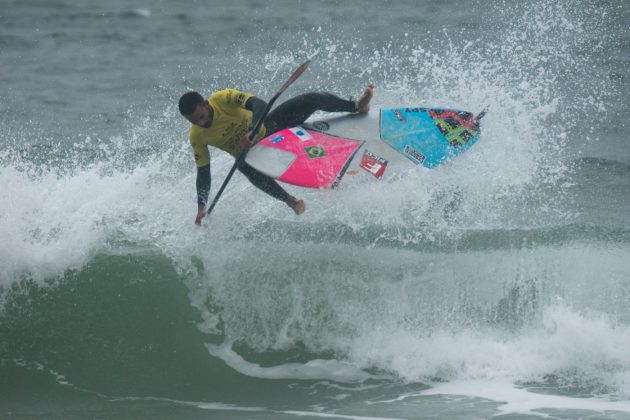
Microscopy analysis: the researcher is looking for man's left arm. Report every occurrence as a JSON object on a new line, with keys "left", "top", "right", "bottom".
{"left": 245, "top": 96, "right": 267, "bottom": 130}
{"left": 239, "top": 96, "right": 268, "bottom": 150}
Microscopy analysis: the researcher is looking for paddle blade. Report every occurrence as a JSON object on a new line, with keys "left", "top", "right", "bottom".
{"left": 277, "top": 60, "right": 311, "bottom": 95}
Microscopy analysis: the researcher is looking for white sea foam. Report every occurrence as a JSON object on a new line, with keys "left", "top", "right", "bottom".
{"left": 130, "top": 8, "right": 151, "bottom": 17}
{"left": 346, "top": 304, "right": 630, "bottom": 397}
{"left": 207, "top": 341, "right": 374, "bottom": 382}
{"left": 116, "top": 395, "right": 404, "bottom": 420}
{"left": 419, "top": 380, "right": 630, "bottom": 416}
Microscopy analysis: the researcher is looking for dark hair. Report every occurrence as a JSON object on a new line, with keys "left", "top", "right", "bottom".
{"left": 178, "top": 91, "right": 205, "bottom": 116}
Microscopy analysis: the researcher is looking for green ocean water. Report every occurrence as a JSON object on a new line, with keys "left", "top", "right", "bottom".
{"left": 3, "top": 226, "right": 630, "bottom": 419}
{"left": 1, "top": 0, "right": 630, "bottom": 418}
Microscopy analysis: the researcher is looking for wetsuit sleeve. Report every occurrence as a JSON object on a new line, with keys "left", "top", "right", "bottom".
{"left": 196, "top": 164, "right": 211, "bottom": 206}
{"left": 245, "top": 96, "right": 268, "bottom": 129}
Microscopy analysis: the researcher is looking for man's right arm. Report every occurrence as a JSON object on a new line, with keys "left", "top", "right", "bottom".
{"left": 190, "top": 136, "right": 211, "bottom": 224}
{"left": 196, "top": 164, "right": 211, "bottom": 206}
{"left": 195, "top": 164, "right": 211, "bottom": 225}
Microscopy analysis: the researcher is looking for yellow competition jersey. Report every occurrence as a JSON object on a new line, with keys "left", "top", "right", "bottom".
{"left": 189, "top": 88, "right": 266, "bottom": 167}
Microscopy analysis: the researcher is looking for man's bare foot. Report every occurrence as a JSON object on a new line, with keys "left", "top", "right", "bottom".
{"left": 287, "top": 197, "right": 305, "bottom": 215}
{"left": 357, "top": 84, "right": 375, "bottom": 114}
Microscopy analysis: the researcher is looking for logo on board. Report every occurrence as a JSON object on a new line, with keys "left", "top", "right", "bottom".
{"left": 312, "top": 121, "right": 330, "bottom": 131}
{"left": 404, "top": 145, "right": 425, "bottom": 164}
{"left": 305, "top": 145, "right": 326, "bottom": 159}
{"left": 269, "top": 134, "right": 284, "bottom": 144}
{"left": 290, "top": 126, "right": 313, "bottom": 141}
{"left": 359, "top": 150, "right": 387, "bottom": 179}
{"left": 393, "top": 109, "right": 406, "bottom": 122}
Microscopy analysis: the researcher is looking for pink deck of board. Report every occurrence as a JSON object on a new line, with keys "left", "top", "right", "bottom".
{"left": 257, "top": 127, "right": 363, "bottom": 188}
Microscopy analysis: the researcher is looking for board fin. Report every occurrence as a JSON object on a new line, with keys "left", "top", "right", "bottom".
{"left": 473, "top": 107, "right": 489, "bottom": 130}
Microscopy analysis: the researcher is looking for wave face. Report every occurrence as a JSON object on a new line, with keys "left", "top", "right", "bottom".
{"left": 1, "top": 0, "right": 629, "bottom": 418}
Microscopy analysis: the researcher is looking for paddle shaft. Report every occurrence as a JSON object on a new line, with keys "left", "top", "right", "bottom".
{"left": 204, "top": 60, "right": 311, "bottom": 217}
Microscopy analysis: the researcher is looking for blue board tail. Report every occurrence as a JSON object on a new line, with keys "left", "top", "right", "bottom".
{"left": 380, "top": 107, "right": 483, "bottom": 168}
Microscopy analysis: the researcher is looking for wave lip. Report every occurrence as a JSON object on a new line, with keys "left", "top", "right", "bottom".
{"left": 207, "top": 341, "right": 375, "bottom": 382}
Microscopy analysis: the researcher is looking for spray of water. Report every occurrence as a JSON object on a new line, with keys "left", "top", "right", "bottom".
{"left": 1, "top": 0, "right": 627, "bottom": 404}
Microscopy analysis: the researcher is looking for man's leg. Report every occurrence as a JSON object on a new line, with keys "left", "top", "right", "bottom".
{"left": 265, "top": 89, "right": 371, "bottom": 133}
{"left": 236, "top": 158, "right": 305, "bottom": 215}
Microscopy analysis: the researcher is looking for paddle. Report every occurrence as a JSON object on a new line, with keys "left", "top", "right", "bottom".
{"left": 204, "top": 60, "right": 311, "bottom": 218}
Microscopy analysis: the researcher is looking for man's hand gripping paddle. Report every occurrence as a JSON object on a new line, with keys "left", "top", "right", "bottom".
{"left": 201, "top": 60, "right": 311, "bottom": 222}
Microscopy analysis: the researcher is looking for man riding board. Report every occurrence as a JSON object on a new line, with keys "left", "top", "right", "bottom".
{"left": 178, "top": 84, "right": 374, "bottom": 225}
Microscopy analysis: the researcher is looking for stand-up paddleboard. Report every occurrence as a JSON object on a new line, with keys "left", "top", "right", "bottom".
{"left": 245, "top": 107, "right": 485, "bottom": 188}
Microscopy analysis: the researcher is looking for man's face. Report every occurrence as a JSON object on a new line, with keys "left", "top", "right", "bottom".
{"left": 186, "top": 102, "right": 212, "bottom": 128}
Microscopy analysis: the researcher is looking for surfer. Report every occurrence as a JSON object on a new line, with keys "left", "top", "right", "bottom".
{"left": 178, "top": 85, "right": 374, "bottom": 225}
